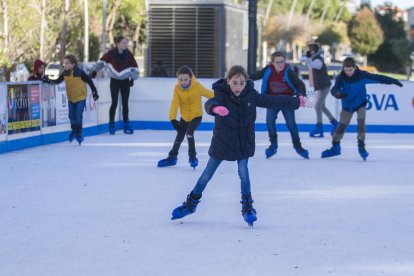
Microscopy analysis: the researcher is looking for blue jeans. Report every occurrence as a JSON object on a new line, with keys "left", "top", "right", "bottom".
{"left": 266, "top": 107, "right": 300, "bottom": 144}
{"left": 68, "top": 100, "right": 86, "bottom": 136}
{"left": 192, "top": 157, "right": 251, "bottom": 197}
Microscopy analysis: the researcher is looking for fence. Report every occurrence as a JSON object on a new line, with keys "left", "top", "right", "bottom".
{"left": 0, "top": 78, "right": 413, "bottom": 154}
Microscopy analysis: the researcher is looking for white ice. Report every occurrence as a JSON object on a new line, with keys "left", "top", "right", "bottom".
{"left": 1, "top": 131, "right": 413, "bottom": 276}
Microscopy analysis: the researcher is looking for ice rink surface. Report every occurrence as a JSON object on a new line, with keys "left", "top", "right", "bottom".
{"left": 1, "top": 130, "right": 413, "bottom": 276}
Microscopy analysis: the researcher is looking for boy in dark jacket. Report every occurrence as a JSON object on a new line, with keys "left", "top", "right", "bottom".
{"left": 46, "top": 54, "right": 99, "bottom": 144}
{"left": 250, "top": 51, "right": 309, "bottom": 159}
{"left": 171, "top": 65, "right": 304, "bottom": 226}
{"left": 322, "top": 57, "right": 403, "bottom": 160}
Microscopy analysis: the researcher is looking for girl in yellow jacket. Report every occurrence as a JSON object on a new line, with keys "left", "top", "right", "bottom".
{"left": 158, "top": 66, "right": 213, "bottom": 169}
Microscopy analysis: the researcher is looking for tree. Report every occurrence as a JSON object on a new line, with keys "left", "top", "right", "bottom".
{"left": 349, "top": 6, "right": 383, "bottom": 66}
{"left": 369, "top": 4, "right": 409, "bottom": 72}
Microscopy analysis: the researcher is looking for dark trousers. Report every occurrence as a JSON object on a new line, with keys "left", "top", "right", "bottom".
{"left": 266, "top": 107, "right": 300, "bottom": 145}
{"left": 169, "top": 116, "right": 202, "bottom": 159}
{"left": 109, "top": 78, "right": 130, "bottom": 122}
{"left": 68, "top": 100, "right": 86, "bottom": 136}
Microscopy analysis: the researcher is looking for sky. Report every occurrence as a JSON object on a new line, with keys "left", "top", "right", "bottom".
{"left": 370, "top": 0, "right": 414, "bottom": 9}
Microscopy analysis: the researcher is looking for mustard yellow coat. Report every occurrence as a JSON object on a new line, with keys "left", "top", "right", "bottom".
{"left": 169, "top": 76, "right": 214, "bottom": 122}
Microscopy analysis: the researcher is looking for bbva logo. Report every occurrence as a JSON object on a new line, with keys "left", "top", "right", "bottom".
{"left": 366, "top": 94, "right": 398, "bottom": 111}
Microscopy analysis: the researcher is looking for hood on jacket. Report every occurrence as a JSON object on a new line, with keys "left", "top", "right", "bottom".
{"left": 33, "top": 59, "right": 46, "bottom": 75}
{"left": 176, "top": 74, "right": 198, "bottom": 90}
{"left": 212, "top": 78, "right": 254, "bottom": 97}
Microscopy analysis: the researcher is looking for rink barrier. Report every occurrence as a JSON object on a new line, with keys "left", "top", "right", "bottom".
{"left": 0, "top": 78, "right": 413, "bottom": 154}
{"left": 132, "top": 121, "right": 414, "bottom": 133}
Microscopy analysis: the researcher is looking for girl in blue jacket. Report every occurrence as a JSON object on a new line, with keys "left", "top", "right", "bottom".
{"left": 322, "top": 57, "right": 403, "bottom": 160}
{"left": 170, "top": 65, "right": 304, "bottom": 226}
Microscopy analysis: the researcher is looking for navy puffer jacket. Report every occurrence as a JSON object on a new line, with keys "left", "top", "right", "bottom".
{"left": 205, "top": 79, "right": 300, "bottom": 161}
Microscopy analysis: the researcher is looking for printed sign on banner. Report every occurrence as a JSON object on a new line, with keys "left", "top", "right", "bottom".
{"left": 83, "top": 86, "right": 98, "bottom": 124}
{"left": 366, "top": 84, "right": 414, "bottom": 125}
{"left": 55, "top": 82, "right": 69, "bottom": 125}
{"left": 53, "top": 82, "right": 98, "bottom": 126}
{"left": 0, "top": 84, "right": 7, "bottom": 138}
{"left": 30, "top": 84, "right": 41, "bottom": 121}
{"left": 7, "top": 83, "right": 40, "bottom": 134}
{"left": 41, "top": 83, "right": 57, "bottom": 127}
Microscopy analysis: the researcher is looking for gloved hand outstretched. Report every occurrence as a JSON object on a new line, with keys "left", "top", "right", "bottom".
{"left": 333, "top": 93, "right": 347, "bottom": 99}
{"left": 298, "top": 95, "right": 305, "bottom": 107}
{"left": 92, "top": 91, "right": 99, "bottom": 101}
{"left": 212, "top": 106, "right": 229, "bottom": 116}
{"left": 170, "top": 119, "right": 182, "bottom": 132}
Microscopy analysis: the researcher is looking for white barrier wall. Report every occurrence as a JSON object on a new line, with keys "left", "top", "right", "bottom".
{"left": 0, "top": 83, "right": 7, "bottom": 142}
{"left": 128, "top": 78, "right": 414, "bottom": 128}
{"left": 0, "top": 77, "right": 413, "bottom": 153}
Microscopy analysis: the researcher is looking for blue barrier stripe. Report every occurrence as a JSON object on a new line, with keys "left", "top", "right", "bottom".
{"left": 132, "top": 121, "right": 414, "bottom": 133}
{"left": 1, "top": 121, "right": 413, "bottom": 154}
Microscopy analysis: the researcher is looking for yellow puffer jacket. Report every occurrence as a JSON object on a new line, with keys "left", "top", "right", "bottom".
{"left": 169, "top": 76, "right": 214, "bottom": 122}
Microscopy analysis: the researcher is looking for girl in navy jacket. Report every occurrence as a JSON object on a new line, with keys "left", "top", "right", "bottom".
{"left": 171, "top": 65, "right": 303, "bottom": 226}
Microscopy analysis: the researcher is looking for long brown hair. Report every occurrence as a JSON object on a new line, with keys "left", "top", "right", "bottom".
{"left": 227, "top": 65, "right": 248, "bottom": 80}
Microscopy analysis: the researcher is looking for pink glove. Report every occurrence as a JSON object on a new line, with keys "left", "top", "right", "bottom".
{"left": 212, "top": 106, "right": 229, "bottom": 116}
{"left": 298, "top": 95, "right": 305, "bottom": 107}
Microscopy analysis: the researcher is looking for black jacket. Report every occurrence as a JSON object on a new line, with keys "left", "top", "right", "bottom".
{"left": 205, "top": 79, "right": 300, "bottom": 161}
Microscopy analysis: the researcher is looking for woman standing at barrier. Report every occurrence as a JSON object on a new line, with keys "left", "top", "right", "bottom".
{"left": 45, "top": 54, "right": 99, "bottom": 145}
{"left": 321, "top": 57, "right": 403, "bottom": 160}
{"left": 170, "top": 65, "right": 304, "bottom": 226}
{"left": 90, "top": 35, "right": 139, "bottom": 134}
{"left": 158, "top": 66, "right": 214, "bottom": 169}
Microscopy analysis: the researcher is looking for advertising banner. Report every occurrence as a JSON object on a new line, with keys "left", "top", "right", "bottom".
{"left": 7, "top": 83, "right": 40, "bottom": 134}
{"left": 41, "top": 83, "right": 57, "bottom": 127}
{"left": 55, "top": 82, "right": 69, "bottom": 125}
{"left": 53, "top": 81, "right": 98, "bottom": 126}
{"left": 83, "top": 86, "right": 98, "bottom": 124}
{"left": 365, "top": 83, "right": 414, "bottom": 125}
{"left": 0, "top": 84, "right": 7, "bottom": 140}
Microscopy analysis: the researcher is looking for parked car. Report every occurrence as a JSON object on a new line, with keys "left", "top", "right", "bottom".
{"left": 45, "top": 62, "right": 96, "bottom": 80}
{"left": 78, "top": 62, "right": 96, "bottom": 75}
{"left": 45, "top": 62, "right": 61, "bottom": 80}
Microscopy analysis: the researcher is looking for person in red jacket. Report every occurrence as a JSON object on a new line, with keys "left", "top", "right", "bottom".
{"left": 90, "top": 36, "right": 139, "bottom": 134}
{"left": 249, "top": 51, "right": 309, "bottom": 159}
{"left": 28, "top": 59, "right": 48, "bottom": 81}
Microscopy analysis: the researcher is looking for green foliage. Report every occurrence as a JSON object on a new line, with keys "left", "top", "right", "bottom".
{"left": 259, "top": 0, "right": 351, "bottom": 24}
{"left": 369, "top": 4, "right": 409, "bottom": 72}
{"left": 318, "top": 26, "right": 341, "bottom": 45}
{"left": 318, "top": 22, "right": 349, "bottom": 46}
{"left": 0, "top": 0, "right": 147, "bottom": 73}
{"left": 349, "top": 7, "right": 383, "bottom": 56}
